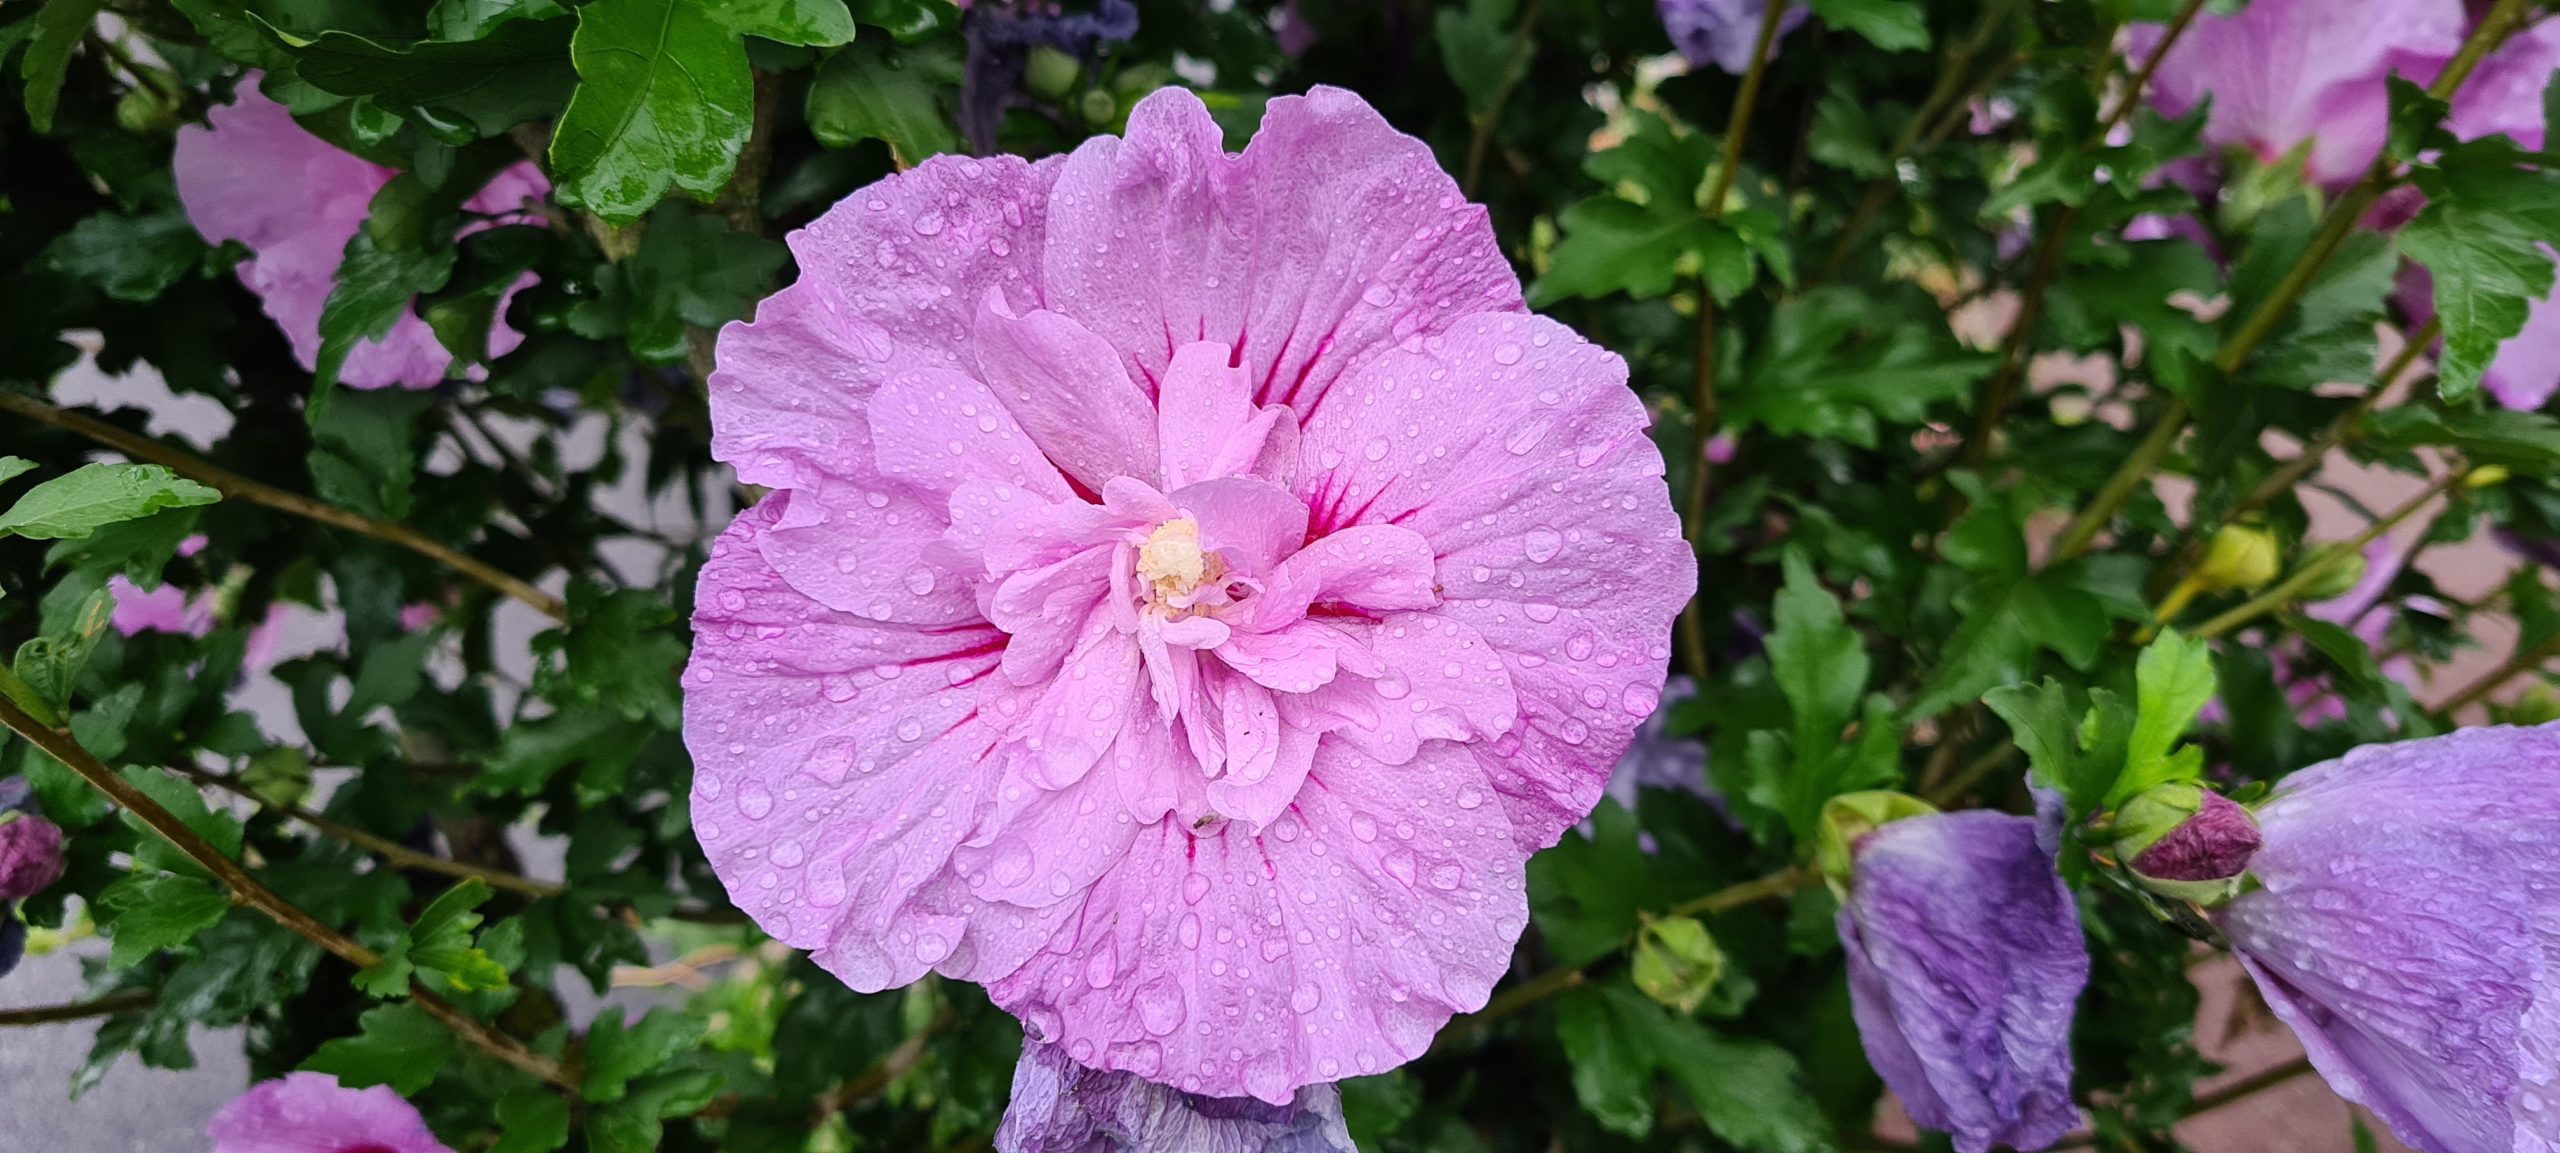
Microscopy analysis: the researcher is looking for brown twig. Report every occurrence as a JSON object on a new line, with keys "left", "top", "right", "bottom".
{"left": 1461, "top": 0, "right": 1544, "bottom": 198}
{"left": 2047, "top": 0, "right": 2529, "bottom": 563}
{"left": 0, "top": 697, "right": 574, "bottom": 1089}
{"left": 168, "top": 762, "right": 564, "bottom": 899}
{"left": 2051, "top": 1056, "right": 2317, "bottom": 1149}
{"left": 0, "top": 392, "right": 565, "bottom": 622}
{"left": 0, "top": 988, "right": 156, "bottom": 1026}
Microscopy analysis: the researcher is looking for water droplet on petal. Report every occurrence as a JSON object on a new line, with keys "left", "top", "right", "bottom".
{"left": 1523, "top": 528, "right": 1563, "bottom": 562}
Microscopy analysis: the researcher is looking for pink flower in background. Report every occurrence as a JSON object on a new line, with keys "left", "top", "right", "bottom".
{"left": 173, "top": 77, "right": 548, "bottom": 390}
{"left": 2127, "top": 0, "right": 2464, "bottom": 187}
{"left": 686, "top": 86, "right": 1693, "bottom": 1101}
{"left": 208, "top": 1073, "right": 453, "bottom": 1153}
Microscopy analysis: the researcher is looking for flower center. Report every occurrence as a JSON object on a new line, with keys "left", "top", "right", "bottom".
{"left": 1136, "top": 518, "right": 1222, "bottom": 606}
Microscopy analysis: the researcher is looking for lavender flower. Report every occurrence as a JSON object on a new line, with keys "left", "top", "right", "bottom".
{"left": 1657, "top": 0, "right": 1805, "bottom": 75}
{"left": 2212, "top": 725, "right": 2560, "bottom": 1153}
{"left": 0, "top": 778, "right": 61, "bottom": 980}
{"left": 1836, "top": 804, "right": 2088, "bottom": 1153}
{"left": 209, "top": 1072, "right": 454, "bottom": 1153}
{"left": 996, "top": 1038, "right": 1355, "bottom": 1153}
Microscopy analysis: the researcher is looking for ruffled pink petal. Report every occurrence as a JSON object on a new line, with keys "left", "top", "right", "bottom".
{"left": 1297, "top": 313, "right": 1691, "bottom": 849}
{"left": 1214, "top": 621, "right": 1354, "bottom": 695}
{"left": 108, "top": 575, "right": 216, "bottom": 638}
{"left": 2485, "top": 291, "right": 2560, "bottom": 412}
{"left": 1040, "top": 87, "right": 1522, "bottom": 412}
{"left": 2449, "top": 19, "right": 2560, "bottom": 151}
{"left": 1249, "top": 523, "right": 1439, "bottom": 627}
{"left": 988, "top": 742, "right": 1523, "bottom": 1103}
{"left": 208, "top": 1072, "right": 453, "bottom": 1153}
{"left": 1157, "top": 341, "right": 1258, "bottom": 488}
{"left": 687, "top": 498, "right": 1022, "bottom": 993}
{"left": 1173, "top": 475, "right": 1310, "bottom": 578}
{"left": 975, "top": 292, "right": 1162, "bottom": 490}
{"left": 711, "top": 152, "right": 1063, "bottom": 491}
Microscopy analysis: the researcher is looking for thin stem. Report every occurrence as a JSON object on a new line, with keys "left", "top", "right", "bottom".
{"left": 1425, "top": 867, "right": 1815, "bottom": 1054}
{"left": 0, "top": 988, "right": 156, "bottom": 1026}
{"left": 1702, "top": 0, "right": 1792, "bottom": 221}
{"left": 1925, "top": 743, "right": 2022, "bottom": 808}
{"left": 2190, "top": 467, "right": 2465, "bottom": 640}
{"left": 0, "top": 393, "right": 566, "bottom": 622}
{"left": 168, "top": 762, "right": 564, "bottom": 899}
{"left": 2438, "top": 630, "right": 2560, "bottom": 716}
{"left": 1461, "top": 0, "right": 1545, "bottom": 198}
{"left": 2046, "top": 0, "right": 2527, "bottom": 562}
{"left": 0, "top": 697, "right": 574, "bottom": 1089}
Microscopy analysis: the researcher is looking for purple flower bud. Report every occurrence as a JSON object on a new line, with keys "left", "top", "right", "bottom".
{"left": 2218, "top": 725, "right": 2560, "bottom": 1153}
{"left": 1656, "top": 0, "right": 1806, "bottom": 75}
{"left": 1837, "top": 807, "right": 2089, "bottom": 1153}
{"left": 2109, "top": 784, "right": 2261, "bottom": 904}
{"left": 996, "top": 1038, "right": 1354, "bottom": 1153}
{"left": 0, "top": 814, "right": 64, "bottom": 902}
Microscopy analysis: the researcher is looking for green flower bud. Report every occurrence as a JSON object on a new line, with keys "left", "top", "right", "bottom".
{"left": 1078, "top": 88, "right": 1121, "bottom": 127}
{"left": 1631, "top": 915, "right": 1726, "bottom": 1014}
{"left": 2108, "top": 782, "right": 2261, "bottom": 906}
{"left": 1814, "top": 790, "right": 1940, "bottom": 889}
{"left": 2293, "top": 542, "right": 2369, "bottom": 602}
{"left": 2195, "top": 525, "right": 2280, "bottom": 592}
{"left": 1024, "top": 47, "right": 1082, "bottom": 101}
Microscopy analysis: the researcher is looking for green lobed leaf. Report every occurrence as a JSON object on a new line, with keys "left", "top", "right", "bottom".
{"left": 492, "top": 1088, "right": 575, "bottom": 1153}
{"left": 1436, "top": 0, "right": 1528, "bottom": 116}
{"left": 2398, "top": 139, "right": 2560, "bottom": 399}
{"left": 303, "top": 1003, "right": 459, "bottom": 1093}
{"left": 584, "top": 1006, "right": 708, "bottom": 1102}
{"left": 1557, "top": 983, "right": 1837, "bottom": 1151}
{"left": 19, "top": 0, "right": 105, "bottom": 133}
{"left": 0, "top": 463, "right": 219, "bottom": 541}
{"left": 806, "top": 38, "right": 963, "bottom": 162}
{"left": 45, "top": 209, "right": 207, "bottom": 302}
{"left": 250, "top": 15, "right": 576, "bottom": 135}
{"left": 97, "top": 873, "right": 231, "bottom": 968}
{"left": 2108, "top": 629, "right": 2217, "bottom": 806}
{"left": 549, "top": 0, "right": 756, "bottom": 223}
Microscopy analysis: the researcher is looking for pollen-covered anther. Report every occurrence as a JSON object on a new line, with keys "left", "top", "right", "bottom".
{"left": 1136, "top": 518, "right": 1223, "bottom": 606}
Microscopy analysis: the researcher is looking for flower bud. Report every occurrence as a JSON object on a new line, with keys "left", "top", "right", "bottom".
{"left": 2293, "top": 542, "right": 2368, "bottom": 602}
{"left": 2466, "top": 464, "right": 2511, "bottom": 489}
{"left": 1814, "top": 790, "right": 1940, "bottom": 887}
{"left": 1023, "top": 47, "right": 1082, "bottom": 100}
{"left": 2195, "top": 525, "right": 2280, "bottom": 592}
{"left": 0, "top": 813, "right": 65, "bottom": 901}
{"left": 1631, "top": 915, "right": 1726, "bottom": 1013}
{"left": 2108, "top": 783, "right": 2260, "bottom": 905}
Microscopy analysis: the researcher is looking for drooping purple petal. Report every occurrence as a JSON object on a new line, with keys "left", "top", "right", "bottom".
{"left": 1656, "top": 0, "right": 1806, "bottom": 75}
{"left": 2219, "top": 724, "right": 2560, "bottom": 1153}
{"left": 996, "top": 1038, "right": 1355, "bottom": 1153}
{"left": 1837, "top": 809, "right": 2088, "bottom": 1153}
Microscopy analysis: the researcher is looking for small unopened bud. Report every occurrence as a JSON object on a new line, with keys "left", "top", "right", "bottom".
{"left": 2109, "top": 783, "right": 2260, "bottom": 906}
{"left": 2467, "top": 465, "right": 2511, "bottom": 489}
{"left": 1632, "top": 915, "right": 1726, "bottom": 1013}
{"left": 1024, "top": 47, "right": 1082, "bottom": 100}
{"left": 2195, "top": 525, "right": 2280, "bottom": 592}
{"left": 1078, "top": 89, "right": 1120, "bottom": 126}
{"left": 2294, "top": 543, "right": 2369, "bottom": 602}
{"left": 0, "top": 812, "right": 65, "bottom": 901}
{"left": 1814, "top": 790, "right": 1939, "bottom": 887}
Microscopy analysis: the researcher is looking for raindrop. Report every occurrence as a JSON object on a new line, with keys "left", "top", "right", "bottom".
{"left": 1493, "top": 343, "right": 1524, "bottom": 366}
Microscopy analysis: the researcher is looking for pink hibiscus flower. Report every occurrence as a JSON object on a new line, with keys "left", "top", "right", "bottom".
{"left": 207, "top": 1073, "right": 452, "bottom": 1153}
{"left": 683, "top": 86, "right": 1693, "bottom": 1101}
{"left": 173, "top": 77, "right": 548, "bottom": 390}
